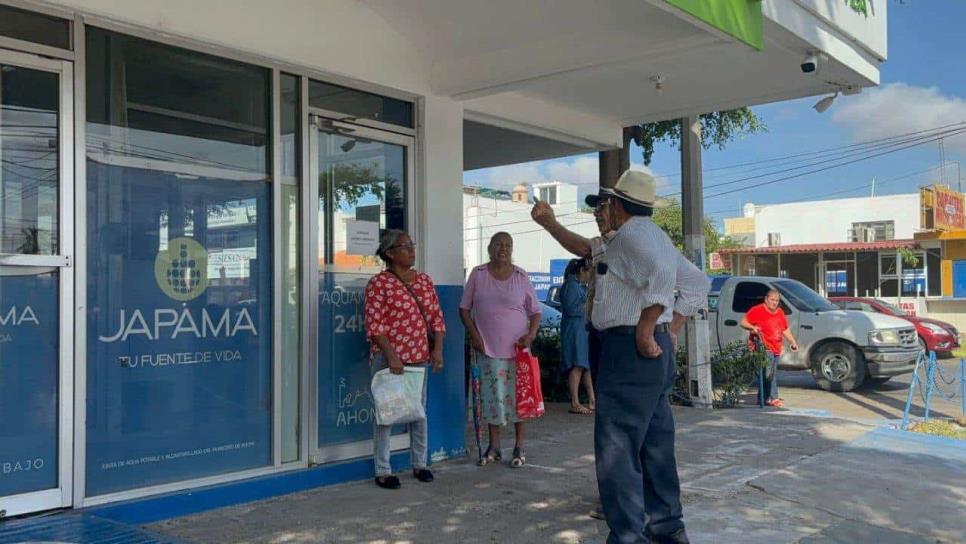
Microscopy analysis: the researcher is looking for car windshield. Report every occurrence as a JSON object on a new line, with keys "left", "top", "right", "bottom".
{"left": 774, "top": 280, "right": 838, "bottom": 313}
{"left": 875, "top": 299, "right": 907, "bottom": 316}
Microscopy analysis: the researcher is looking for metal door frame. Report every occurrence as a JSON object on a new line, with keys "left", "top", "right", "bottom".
{"left": 821, "top": 258, "right": 857, "bottom": 298}
{"left": 0, "top": 48, "right": 74, "bottom": 517}
{"left": 306, "top": 111, "right": 416, "bottom": 464}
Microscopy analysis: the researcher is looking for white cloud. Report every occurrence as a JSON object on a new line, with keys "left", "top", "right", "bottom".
{"left": 468, "top": 154, "right": 674, "bottom": 195}
{"left": 832, "top": 82, "right": 966, "bottom": 153}
{"left": 475, "top": 161, "right": 545, "bottom": 190}
{"left": 547, "top": 156, "right": 599, "bottom": 185}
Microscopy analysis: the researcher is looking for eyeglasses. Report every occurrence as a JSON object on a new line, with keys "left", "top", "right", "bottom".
{"left": 389, "top": 243, "right": 416, "bottom": 251}
{"left": 594, "top": 198, "right": 613, "bottom": 211}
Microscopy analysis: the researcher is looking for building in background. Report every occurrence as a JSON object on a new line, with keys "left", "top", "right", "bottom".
{"left": 463, "top": 181, "right": 597, "bottom": 299}
{"left": 723, "top": 203, "right": 757, "bottom": 247}
{"left": 717, "top": 186, "right": 966, "bottom": 330}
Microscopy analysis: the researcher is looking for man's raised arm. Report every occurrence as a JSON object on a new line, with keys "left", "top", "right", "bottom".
{"left": 531, "top": 200, "right": 593, "bottom": 259}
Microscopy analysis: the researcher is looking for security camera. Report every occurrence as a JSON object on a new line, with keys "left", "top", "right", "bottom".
{"left": 801, "top": 53, "right": 819, "bottom": 74}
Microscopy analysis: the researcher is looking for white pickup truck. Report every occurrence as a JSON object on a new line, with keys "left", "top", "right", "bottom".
{"left": 709, "top": 276, "right": 920, "bottom": 391}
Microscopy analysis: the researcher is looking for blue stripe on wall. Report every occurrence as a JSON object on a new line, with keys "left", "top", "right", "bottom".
{"left": 427, "top": 285, "right": 468, "bottom": 462}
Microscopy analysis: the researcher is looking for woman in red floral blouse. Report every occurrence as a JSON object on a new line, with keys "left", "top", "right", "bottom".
{"left": 364, "top": 229, "right": 446, "bottom": 490}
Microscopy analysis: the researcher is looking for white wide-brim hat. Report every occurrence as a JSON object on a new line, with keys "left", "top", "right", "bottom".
{"left": 613, "top": 169, "right": 671, "bottom": 208}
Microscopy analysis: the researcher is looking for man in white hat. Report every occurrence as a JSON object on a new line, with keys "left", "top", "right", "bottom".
{"left": 531, "top": 169, "right": 709, "bottom": 544}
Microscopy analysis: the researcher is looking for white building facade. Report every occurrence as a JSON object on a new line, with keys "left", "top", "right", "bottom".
{"left": 750, "top": 193, "right": 920, "bottom": 247}
{"left": 0, "top": 0, "right": 887, "bottom": 522}
{"left": 463, "top": 182, "right": 597, "bottom": 278}
{"left": 719, "top": 191, "right": 966, "bottom": 330}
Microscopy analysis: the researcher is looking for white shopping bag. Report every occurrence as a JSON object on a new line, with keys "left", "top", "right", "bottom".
{"left": 371, "top": 366, "right": 426, "bottom": 426}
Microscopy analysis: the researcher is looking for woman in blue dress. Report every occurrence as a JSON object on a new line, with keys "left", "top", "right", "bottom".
{"left": 559, "top": 258, "right": 595, "bottom": 415}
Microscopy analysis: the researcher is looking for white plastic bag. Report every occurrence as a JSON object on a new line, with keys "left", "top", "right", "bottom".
{"left": 371, "top": 366, "right": 426, "bottom": 426}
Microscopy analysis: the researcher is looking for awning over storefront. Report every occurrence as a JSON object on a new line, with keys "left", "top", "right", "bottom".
{"left": 720, "top": 239, "right": 918, "bottom": 255}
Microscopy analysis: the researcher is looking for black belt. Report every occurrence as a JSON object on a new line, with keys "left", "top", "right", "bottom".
{"left": 601, "top": 323, "right": 669, "bottom": 336}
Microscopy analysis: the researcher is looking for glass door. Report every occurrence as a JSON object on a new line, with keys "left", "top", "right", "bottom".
{"left": 308, "top": 115, "right": 413, "bottom": 463}
{"left": 822, "top": 261, "right": 855, "bottom": 297}
{"left": 0, "top": 50, "right": 73, "bottom": 517}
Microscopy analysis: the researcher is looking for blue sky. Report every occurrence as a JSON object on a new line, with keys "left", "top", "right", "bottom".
{"left": 463, "top": 1, "right": 966, "bottom": 227}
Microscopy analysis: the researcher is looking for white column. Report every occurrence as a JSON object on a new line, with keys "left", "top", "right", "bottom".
{"left": 419, "top": 95, "right": 464, "bottom": 286}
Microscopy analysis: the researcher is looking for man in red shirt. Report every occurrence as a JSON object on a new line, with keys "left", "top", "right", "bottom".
{"left": 740, "top": 290, "right": 798, "bottom": 407}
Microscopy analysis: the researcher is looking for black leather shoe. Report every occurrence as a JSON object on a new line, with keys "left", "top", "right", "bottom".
{"left": 374, "top": 475, "right": 401, "bottom": 489}
{"left": 413, "top": 468, "right": 434, "bottom": 482}
{"left": 646, "top": 528, "right": 690, "bottom": 544}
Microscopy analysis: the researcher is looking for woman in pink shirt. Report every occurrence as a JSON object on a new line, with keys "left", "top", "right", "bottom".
{"left": 460, "top": 232, "right": 542, "bottom": 468}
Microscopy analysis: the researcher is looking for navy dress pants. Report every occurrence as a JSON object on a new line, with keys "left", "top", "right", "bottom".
{"left": 594, "top": 329, "right": 684, "bottom": 544}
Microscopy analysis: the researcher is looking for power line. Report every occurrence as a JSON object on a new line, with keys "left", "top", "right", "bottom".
{"left": 663, "top": 124, "right": 966, "bottom": 198}
{"left": 654, "top": 120, "right": 966, "bottom": 183}
{"left": 705, "top": 163, "right": 949, "bottom": 217}
{"left": 703, "top": 127, "right": 966, "bottom": 200}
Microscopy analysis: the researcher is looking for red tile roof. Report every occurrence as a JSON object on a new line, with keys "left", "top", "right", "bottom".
{"left": 718, "top": 239, "right": 918, "bottom": 255}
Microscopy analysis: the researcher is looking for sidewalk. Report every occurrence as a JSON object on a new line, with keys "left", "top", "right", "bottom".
{"left": 146, "top": 403, "right": 965, "bottom": 544}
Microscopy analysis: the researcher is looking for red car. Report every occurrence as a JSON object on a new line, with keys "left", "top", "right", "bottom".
{"left": 829, "top": 297, "right": 961, "bottom": 355}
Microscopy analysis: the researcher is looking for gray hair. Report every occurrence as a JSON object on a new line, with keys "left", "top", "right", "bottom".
{"left": 376, "top": 229, "right": 407, "bottom": 264}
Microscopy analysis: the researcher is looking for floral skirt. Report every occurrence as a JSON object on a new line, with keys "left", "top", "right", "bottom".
{"left": 473, "top": 352, "right": 520, "bottom": 426}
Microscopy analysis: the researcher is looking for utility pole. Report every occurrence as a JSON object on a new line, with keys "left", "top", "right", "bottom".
{"left": 680, "top": 115, "right": 713, "bottom": 409}
{"left": 871, "top": 176, "right": 876, "bottom": 197}
{"left": 939, "top": 138, "right": 946, "bottom": 186}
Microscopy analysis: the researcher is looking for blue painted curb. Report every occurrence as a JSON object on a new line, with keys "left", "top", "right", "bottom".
{"left": 856, "top": 426, "right": 966, "bottom": 461}
{"left": 86, "top": 451, "right": 416, "bottom": 525}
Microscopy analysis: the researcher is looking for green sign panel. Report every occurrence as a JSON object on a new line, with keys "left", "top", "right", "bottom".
{"left": 665, "top": 0, "right": 763, "bottom": 51}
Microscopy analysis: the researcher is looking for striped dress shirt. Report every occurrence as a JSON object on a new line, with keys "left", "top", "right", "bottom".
{"left": 590, "top": 216, "right": 709, "bottom": 329}
{"left": 584, "top": 232, "right": 614, "bottom": 322}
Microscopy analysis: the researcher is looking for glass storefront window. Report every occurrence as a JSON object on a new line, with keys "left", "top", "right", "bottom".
{"left": 753, "top": 255, "right": 778, "bottom": 277}
{"left": 308, "top": 80, "right": 413, "bottom": 129}
{"left": 85, "top": 28, "right": 273, "bottom": 496}
{"left": 0, "top": 5, "right": 71, "bottom": 50}
{"left": 0, "top": 64, "right": 58, "bottom": 254}
{"left": 901, "top": 252, "right": 926, "bottom": 297}
{"left": 856, "top": 252, "right": 878, "bottom": 298}
{"left": 780, "top": 253, "right": 817, "bottom": 290}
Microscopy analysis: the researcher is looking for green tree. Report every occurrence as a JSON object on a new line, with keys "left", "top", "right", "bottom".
{"left": 633, "top": 109, "right": 766, "bottom": 166}
{"left": 651, "top": 198, "right": 740, "bottom": 271}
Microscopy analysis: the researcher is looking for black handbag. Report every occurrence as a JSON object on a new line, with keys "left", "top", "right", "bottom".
{"left": 389, "top": 270, "right": 436, "bottom": 352}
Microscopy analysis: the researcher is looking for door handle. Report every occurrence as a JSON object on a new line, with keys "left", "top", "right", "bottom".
{"left": 801, "top": 325, "right": 813, "bottom": 330}
{"left": 724, "top": 319, "right": 738, "bottom": 326}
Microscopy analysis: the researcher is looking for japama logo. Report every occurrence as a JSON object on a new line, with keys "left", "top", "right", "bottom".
{"left": 154, "top": 237, "right": 209, "bottom": 301}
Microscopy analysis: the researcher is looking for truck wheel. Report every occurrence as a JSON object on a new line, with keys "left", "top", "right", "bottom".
{"left": 811, "top": 342, "right": 866, "bottom": 392}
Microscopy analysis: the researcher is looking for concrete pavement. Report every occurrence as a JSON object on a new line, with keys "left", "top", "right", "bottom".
{"left": 148, "top": 403, "right": 965, "bottom": 544}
